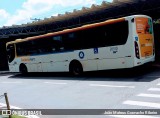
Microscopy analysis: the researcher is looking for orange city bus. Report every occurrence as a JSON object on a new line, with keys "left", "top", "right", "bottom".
{"left": 6, "top": 15, "right": 155, "bottom": 75}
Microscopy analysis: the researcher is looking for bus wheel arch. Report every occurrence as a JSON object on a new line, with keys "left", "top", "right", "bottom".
{"left": 69, "top": 60, "right": 83, "bottom": 76}
{"left": 19, "top": 63, "right": 28, "bottom": 74}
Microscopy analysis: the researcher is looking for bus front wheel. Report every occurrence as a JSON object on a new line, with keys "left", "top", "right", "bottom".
{"left": 19, "top": 64, "right": 28, "bottom": 74}
{"left": 69, "top": 61, "right": 83, "bottom": 76}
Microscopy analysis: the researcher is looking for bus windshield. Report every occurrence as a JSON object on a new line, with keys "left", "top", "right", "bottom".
{"left": 6, "top": 44, "right": 15, "bottom": 63}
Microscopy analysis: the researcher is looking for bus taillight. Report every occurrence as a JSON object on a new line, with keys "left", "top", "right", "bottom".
{"left": 134, "top": 41, "right": 140, "bottom": 59}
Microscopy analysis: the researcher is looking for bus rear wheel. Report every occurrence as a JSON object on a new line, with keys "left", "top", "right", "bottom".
{"left": 69, "top": 61, "right": 83, "bottom": 76}
{"left": 20, "top": 64, "right": 28, "bottom": 74}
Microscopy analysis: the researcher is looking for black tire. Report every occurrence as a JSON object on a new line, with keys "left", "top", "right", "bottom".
{"left": 70, "top": 62, "right": 83, "bottom": 76}
{"left": 20, "top": 64, "right": 28, "bottom": 74}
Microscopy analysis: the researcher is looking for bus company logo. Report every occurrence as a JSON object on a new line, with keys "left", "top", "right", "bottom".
{"left": 21, "top": 58, "right": 35, "bottom": 62}
{"left": 79, "top": 51, "right": 85, "bottom": 59}
{"left": 110, "top": 47, "right": 118, "bottom": 54}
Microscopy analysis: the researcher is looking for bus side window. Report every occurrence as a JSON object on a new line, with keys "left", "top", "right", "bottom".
{"left": 63, "top": 33, "right": 75, "bottom": 50}
{"left": 37, "top": 38, "right": 53, "bottom": 54}
{"left": 63, "top": 32, "right": 83, "bottom": 50}
{"left": 103, "top": 21, "right": 128, "bottom": 46}
{"left": 68, "top": 33, "right": 75, "bottom": 46}
{"left": 82, "top": 27, "right": 106, "bottom": 49}
{"left": 27, "top": 41, "right": 39, "bottom": 55}
{"left": 16, "top": 42, "right": 29, "bottom": 56}
{"left": 52, "top": 36, "right": 64, "bottom": 52}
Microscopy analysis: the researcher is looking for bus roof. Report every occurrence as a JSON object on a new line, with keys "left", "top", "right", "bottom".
{"left": 7, "top": 17, "right": 126, "bottom": 45}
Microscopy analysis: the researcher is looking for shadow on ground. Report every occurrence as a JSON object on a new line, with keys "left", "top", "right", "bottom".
{"left": 8, "top": 64, "right": 160, "bottom": 82}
